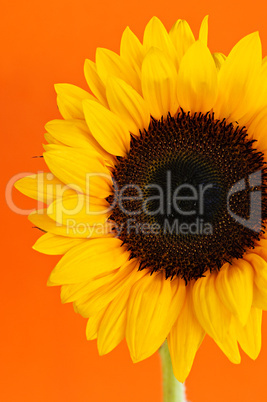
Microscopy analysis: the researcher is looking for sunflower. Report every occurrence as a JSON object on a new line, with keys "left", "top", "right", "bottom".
{"left": 15, "top": 15, "right": 267, "bottom": 382}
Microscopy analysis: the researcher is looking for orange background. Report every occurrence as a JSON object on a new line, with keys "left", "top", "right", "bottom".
{"left": 2, "top": 0, "right": 267, "bottom": 401}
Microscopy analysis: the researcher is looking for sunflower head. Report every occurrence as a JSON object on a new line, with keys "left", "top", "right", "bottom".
{"left": 109, "top": 110, "right": 267, "bottom": 282}
{"left": 15, "top": 15, "right": 267, "bottom": 382}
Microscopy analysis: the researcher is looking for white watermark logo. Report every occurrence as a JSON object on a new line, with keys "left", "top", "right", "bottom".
{"left": 6, "top": 170, "right": 263, "bottom": 236}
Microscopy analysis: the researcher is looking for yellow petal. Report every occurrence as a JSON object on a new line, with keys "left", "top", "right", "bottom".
{"left": 83, "top": 99, "right": 131, "bottom": 156}
{"left": 244, "top": 250, "right": 267, "bottom": 310}
{"left": 84, "top": 59, "right": 109, "bottom": 107}
{"left": 247, "top": 245, "right": 267, "bottom": 266}
{"left": 238, "top": 68, "right": 267, "bottom": 129}
{"left": 97, "top": 289, "right": 128, "bottom": 354}
{"left": 215, "top": 260, "right": 254, "bottom": 325}
{"left": 74, "top": 259, "right": 141, "bottom": 318}
{"left": 45, "top": 119, "right": 115, "bottom": 164}
{"left": 167, "top": 284, "right": 205, "bottom": 382}
{"left": 213, "top": 32, "right": 262, "bottom": 121}
{"left": 33, "top": 232, "right": 85, "bottom": 255}
{"left": 86, "top": 307, "right": 107, "bottom": 340}
{"left": 261, "top": 56, "right": 267, "bottom": 78}
{"left": 45, "top": 120, "right": 90, "bottom": 148}
{"left": 262, "top": 56, "right": 267, "bottom": 72}
{"left": 192, "top": 271, "right": 231, "bottom": 341}
{"left": 55, "top": 83, "right": 95, "bottom": 120}
{"left": 177, "top": 40, "right": 218, "bottom": 113}
{"left": 14, "top": 173, "right": 75, "bottom": 204}
{"left": 29, "top": 209, "right": 113, "bottom": 239}
{"left": 212, "top": 52, "right": 226, "bottom": 70}
{"left": 246, "top": 107, "right": 267, "bottom": 155}
{"left": 120, "top": 26, "right": 145, "bottom": 76}
{"left": 43, "top": 146, "right": 112, "bottom": 197}
{"left": 97, "top": 264, "right": 147, "bottom": 354}
{"left": 45, "top": 119, "right": 94, "bottom": 149}
{"left": 198, "top": 15, "right": 209, "bottom": 46}
{"left": 143, "top": 16, "right": 178, "bottom": 69}
{"left": 126, "top": 273, "right": 185, "bottom": 362}
{"left": 169, "top": 19, "right": 195, "bottom": 64}
{"left": 106, "top": 76, "right": 150, "bottom": 136}
{"left": 214, "top": 320, "right": 241, "bottom": 364}
{"left": 47, "top": 194, "right": 110, "bottom": 226}
{"left": 43, "top": 143, "right": 59, "bottom": 152}
{"left": 96, "top": 47, "right": 141, "bottom": 94}
{"left": 61, "top": 269, "right": 118, "bottom": 303}
{"left": 44, "top": 132, "right": 63, "bottom": 145}
{"left": 234, "top": 307, "right": 262, "bottom": 359}
{"left": 141, "top": 48, "right": 178, "bottom": 119}
{"left": 48, "top": 238, "right": 130, "bottom": 285}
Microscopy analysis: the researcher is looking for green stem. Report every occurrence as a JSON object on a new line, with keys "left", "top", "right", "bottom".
{"left": 159, "top": 341, "right": 187, "bottom": 402}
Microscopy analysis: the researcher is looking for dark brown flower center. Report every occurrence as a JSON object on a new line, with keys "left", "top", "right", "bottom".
{"left": 108, "top": 111, "right": 267, "bottom": 282}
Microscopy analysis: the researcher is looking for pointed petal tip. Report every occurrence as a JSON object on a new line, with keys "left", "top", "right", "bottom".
{"left": 148, "top": 16, "right": 161, "bottom": 23}
{"left": 54, "top": 83, "right": 64, "bottom": 94}
{"left": 54, "top": 83, "right": 59, "bottom": 93}
{"left": 242, "top": 30, "right": 261, "bottom": 45}
{"left": 32, "top": 243, "right": 39, "bottom": 252}
{"left": 97, "top": 341, "right": 114, "bottom": 356}
{"left": 13, "top": 177, "right": 24, "bottom": 191}
{"left": 46, "top": 277, "right": 56, "bottom": 287}
{"left": 28, "top": 209, "right": 38, "bottom": 219}
{"left": 250, "top": 31, "right": 260, "bottom": 38}
{"left": 130, "top": 354, "right": 141, "bottom": 364}
{"left": 173, "top": 372, "right": 187, "bottom": 384}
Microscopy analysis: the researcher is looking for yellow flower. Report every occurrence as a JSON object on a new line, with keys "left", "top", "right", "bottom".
{"left": 15, "top": 16, "right": 267, "bottom": 382}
